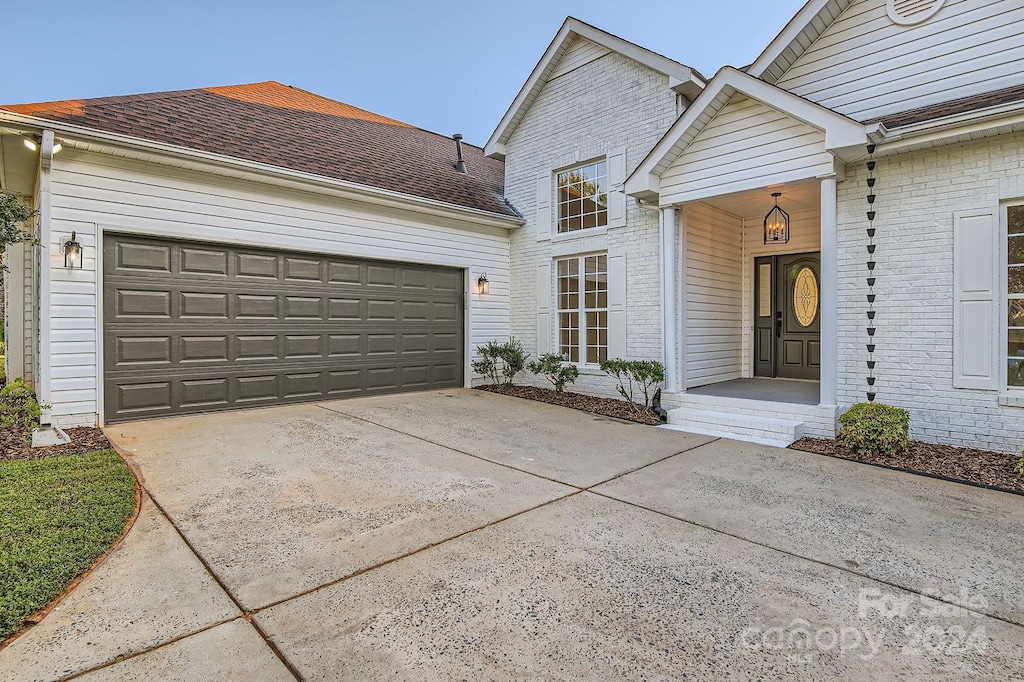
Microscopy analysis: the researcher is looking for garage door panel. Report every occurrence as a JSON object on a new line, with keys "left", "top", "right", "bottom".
{"left": 104, "top": 234, "right": 464, "bottom": 422}
{"left": 180, "top": 247, "right": 229, "bottom": 276}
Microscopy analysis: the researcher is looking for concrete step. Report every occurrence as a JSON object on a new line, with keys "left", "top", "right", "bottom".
{"left": 664, "top": 407, "right": 805, "bottom": 448}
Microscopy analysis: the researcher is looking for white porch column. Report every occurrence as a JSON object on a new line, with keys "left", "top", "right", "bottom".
{"left": 819, "top": 175, "right": 838, "bottom": 407}
{"left": 661, "top": 206, "right": 680, "bottom": 392}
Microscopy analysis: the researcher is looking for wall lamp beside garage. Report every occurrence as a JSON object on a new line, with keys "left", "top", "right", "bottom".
{"left": 63, "top": 232, "right": 83, "bottom": 269}
{"left": 477, "top": 272, "right": 489, "bottom": 295}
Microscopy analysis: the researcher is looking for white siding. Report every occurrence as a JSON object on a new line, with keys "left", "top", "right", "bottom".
{"left": 739, "top": 208, "right": 822, "bottom": 378}
{"left": 683, "top": 202, "right": 743, "bottom": 388}
{"left": 659, "top": 95, "right": 834, "bottom": 205}
{"left": 45, "top": 150, "right": 512, "bottom": 426}
{"left": 776, "top": 0, "right": 1024, "bottom": 122}
{"left": 548, "top": 37, "right": 611, "bottom": 80}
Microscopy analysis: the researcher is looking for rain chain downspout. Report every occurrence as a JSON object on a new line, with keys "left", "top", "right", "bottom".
{"left": 865, "top": 144, "right": 878, "bottom": 402}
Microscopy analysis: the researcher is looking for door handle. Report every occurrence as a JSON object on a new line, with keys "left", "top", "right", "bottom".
{"left": 776, "top": 311, "right": 782, "bottom": 338}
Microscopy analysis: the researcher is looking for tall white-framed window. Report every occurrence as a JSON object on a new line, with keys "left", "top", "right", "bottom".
{"left": 1008, "top": 204, "right": 1024, "bottom": 388}
{"left": 557, "top": 254, "right": 608, "bottom": 364}
{"left": 557, "top": 160, "right": 608, "bottom": 233}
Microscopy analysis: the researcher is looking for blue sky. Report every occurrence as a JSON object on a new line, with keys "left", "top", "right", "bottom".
{"left": 3, "top": 0, "right": 805, "bottom": 145}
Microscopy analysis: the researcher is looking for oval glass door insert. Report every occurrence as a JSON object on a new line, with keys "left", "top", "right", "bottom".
{"left": 793, "top": 266, "right": 819, "bottom": 327}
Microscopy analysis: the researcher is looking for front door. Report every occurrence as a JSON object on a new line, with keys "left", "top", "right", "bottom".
{"left": 753, "top": 252, "right": 821, "bottom": 380}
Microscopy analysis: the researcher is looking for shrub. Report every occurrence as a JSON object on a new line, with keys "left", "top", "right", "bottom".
{"left": 838, "top": 402, "right": 910, "bottom": 457}
{"left": 472, "top": 338, "right": 530, "bottom": 385}
{"left": 528, "top": 353, "right": 580, "bottom": 392}
{"left": 0, "top": 378, "right": 48, "bottom": 433}
{"left": 599, "top": 358, "right": 666, "bottom": 411}
{"left": 498, "top": 337, "right": 528, "bottom": 385}
{"left": 1016, "top": 451, "right": 1024, "bottom": 478}
{"left": 471, "top": 341, "right": 503, "bottom": 385}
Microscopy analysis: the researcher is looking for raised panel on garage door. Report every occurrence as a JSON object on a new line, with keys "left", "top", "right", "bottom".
{"left": 103, "top": 234, "right": 464, "bottom": 422}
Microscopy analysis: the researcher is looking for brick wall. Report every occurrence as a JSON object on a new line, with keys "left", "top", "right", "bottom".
{"left": 837, "top": 131, "right": 1024, "bottom": 454}
{"left": 502, "top": 51, "right": 678, "bottom": 398}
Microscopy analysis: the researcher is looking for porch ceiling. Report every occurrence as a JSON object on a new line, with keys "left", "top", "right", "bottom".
{"left": 697, "top": 177, "right": 820, "bottom": 219}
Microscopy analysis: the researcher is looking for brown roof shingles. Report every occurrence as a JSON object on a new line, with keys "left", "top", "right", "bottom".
{"left": 873, "top": 83, "right": 1024, "bottom": 128}
{"left": 2, "top": 81, "right": 517, "bottom": 218}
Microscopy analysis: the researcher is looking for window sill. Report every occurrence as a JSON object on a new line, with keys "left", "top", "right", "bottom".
{"left": 998, "top": 392, "right": 1024, "bottom": 408}
{"left": 552, "top": 227, "right": 608, "bottom": 241}
{"left": 570, "top": 364, "right": 606, "bottom": 376}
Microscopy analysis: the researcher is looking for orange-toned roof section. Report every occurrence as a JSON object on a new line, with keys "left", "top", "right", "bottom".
{"left": 3, "top": 98, "right": 87, "bottom": 118}
{"left": 203, "top": 81, "right": 413, "bottom": 127}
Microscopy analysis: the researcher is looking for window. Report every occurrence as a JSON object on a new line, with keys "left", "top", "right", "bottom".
{"left": 1008, "top": 205, "right": 1024, "bottom": 387}
{"left": 557, "top": 254, "right": 607, "bottom": 364}
{"left": 557, "top": 160, "right": 608, "bottom": 233}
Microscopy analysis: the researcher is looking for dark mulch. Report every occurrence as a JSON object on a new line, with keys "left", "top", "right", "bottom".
{"left": 791, "top": 437, "right": 1024, "bottom": 494}
{"left": 476, "top": 384, "right": 663, "bottom": 425}
{"left": 1, "top": 426, "right": 112, "bottom": 462}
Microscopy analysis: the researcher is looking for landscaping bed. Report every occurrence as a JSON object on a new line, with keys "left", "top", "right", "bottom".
{"left": 1, "top": 426, "right": 112, "bottom": 462}
{"left": 0, "top": 449, "right": 138, "bottom": 641}
{"left": 477, "top": 384, "right": 662, "bottom": 425}
{"left": 791, "top": 437, "right": 1024, "bottom": 494}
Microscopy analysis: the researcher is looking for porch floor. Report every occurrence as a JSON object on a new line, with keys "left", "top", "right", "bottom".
{"left": 687, "top": 378, "right": 819, "bottom": 405}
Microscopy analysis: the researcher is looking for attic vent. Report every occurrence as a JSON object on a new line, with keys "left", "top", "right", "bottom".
{"left": 886, "top": 0, "right": 945, "bottom": 25}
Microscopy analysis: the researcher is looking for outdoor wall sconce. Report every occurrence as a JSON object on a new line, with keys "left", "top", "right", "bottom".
{"left": 63, "top": 232, "right": 83, "bottom": 269}
{"left": 477, "top": 272, "right": 489, "bottom": 295}
{"left": 763, "top": 192, "right": 790, "bottom": 244}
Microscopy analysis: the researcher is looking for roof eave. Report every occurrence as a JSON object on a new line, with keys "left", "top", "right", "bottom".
{"left": 0, "top": 110, "right": 524, "bottom": 230}
{"left": 747, "top": 0, "right": 855, "bottom": 83}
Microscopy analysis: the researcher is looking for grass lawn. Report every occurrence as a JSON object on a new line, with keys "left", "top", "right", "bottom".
{"left": 0, "top": 450, "right": 136, "bottom": 640}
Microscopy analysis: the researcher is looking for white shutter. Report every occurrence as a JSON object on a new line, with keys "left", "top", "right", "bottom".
{"left": 537, "top": 262, "right": 552, "bottom": 355}
{"left": 953, "top": 208, "right": 999, "bottom": 390}
{"left": 606, "top": 147, "right": 627, "bottom": 228}
{"left": 607, "top": 252, "right": 627, "bottom": 358}
{"left": 536, "top": 173, "right": 552, "bottom": 241}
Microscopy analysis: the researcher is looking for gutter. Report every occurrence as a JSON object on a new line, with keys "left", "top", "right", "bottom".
{"left": 866, "top": 99, "right": 1024, "bottom": 154}
{"left": 0, "top": 111, "right": 525, "bottom": 231}
{"left": 37, "top": 130, "right": 54, "bottom": 426}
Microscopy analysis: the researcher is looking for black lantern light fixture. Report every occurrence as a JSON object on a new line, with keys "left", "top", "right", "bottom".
{"left": 477, "top": 272, "right": 489, "bottom": 295}
{"left": 63, "top": 231, "right": 83, "bottom": 269}
{"left": 763, "top": 192, "right": 790, "bottom": 244}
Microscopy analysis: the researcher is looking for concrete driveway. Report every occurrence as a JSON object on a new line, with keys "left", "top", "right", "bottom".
{"left": 2, "top": 389, "right": 1022, "bottom": 680}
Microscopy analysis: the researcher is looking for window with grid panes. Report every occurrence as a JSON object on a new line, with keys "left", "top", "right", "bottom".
{"left": 1008, "top": 204, "right": 1024, "bottom": 387}
{"left": 556, "top": 254, "right": 608, "bottom": 364}
{"left": 557, "top": 160, "right": 608, "bottom": 233}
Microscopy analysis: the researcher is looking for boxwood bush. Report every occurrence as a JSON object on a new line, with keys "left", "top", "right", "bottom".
{"left": 838, "top": 402, "right": 910, "bottom": 457}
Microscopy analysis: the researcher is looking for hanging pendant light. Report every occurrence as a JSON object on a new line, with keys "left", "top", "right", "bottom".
{"left": 763, "top": 192, "right": 790, "bottom": 244}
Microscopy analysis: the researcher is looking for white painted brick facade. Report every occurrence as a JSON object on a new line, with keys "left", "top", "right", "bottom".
{"left": 501, "top": 51, "right": 678, "bottom": 399}
{"left": 837, "top": 132, "right": 1024, "bottom": 454}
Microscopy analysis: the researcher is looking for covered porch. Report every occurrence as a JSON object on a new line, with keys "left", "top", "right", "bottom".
{"left": 626, "top": 67, "right": 870, "bottom": 442}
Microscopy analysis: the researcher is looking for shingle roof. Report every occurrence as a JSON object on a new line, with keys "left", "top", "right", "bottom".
{"left": 2, "top": 81, "right": 517, "bottom": 218}
{"left": 873, "top": 83, "right": 1024, "bottom": 128}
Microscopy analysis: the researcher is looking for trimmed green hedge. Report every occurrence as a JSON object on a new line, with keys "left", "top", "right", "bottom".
{"left": 838, "top": 402, "right": 910, "bottom": 457}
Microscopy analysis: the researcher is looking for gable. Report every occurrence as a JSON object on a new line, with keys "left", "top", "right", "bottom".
{"left": 774, "top": 0, "right": 1024, "bottom": 122}
{"left": 548, "top": 37, "right": 612, "bottom": 80}
{"left": 657, "top": 94, "right": 835, "bottom": 204}
{"left": 485, "top": 17, "right": 703, "bottom": 159}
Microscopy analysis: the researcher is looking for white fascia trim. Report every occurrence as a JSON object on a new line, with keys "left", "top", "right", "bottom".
{"left": 0, "top": 112, "right": 524, "bottom": 231}
{"left": 872, "top": 101, "right": 1024, "bottom": 153}
{"left": 625, "top": 67, "right": 867, "bottom": 200}
{"left": 747, "top": 0, "right": 855, "bottom": 82}
{"left": 484, "top": 17, "right": 705, "bottom": 159}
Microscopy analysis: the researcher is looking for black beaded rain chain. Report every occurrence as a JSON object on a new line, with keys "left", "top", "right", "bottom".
{"left": 865, "top": 144, "right": 877, "bottom": 402}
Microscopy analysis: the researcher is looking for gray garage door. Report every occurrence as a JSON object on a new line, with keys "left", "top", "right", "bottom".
{"left": 103, "top": 234, "right": 464, "bottom": 422}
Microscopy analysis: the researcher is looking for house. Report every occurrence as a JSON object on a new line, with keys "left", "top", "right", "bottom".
{"left": 0, "top": 82, "right": 522, "bottom": 424}
{"left": 487, "top": 1, "right": 1024, "bottom": 452}
{"left": 2, "top": 0, "right": 1023, "bottom": 454}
